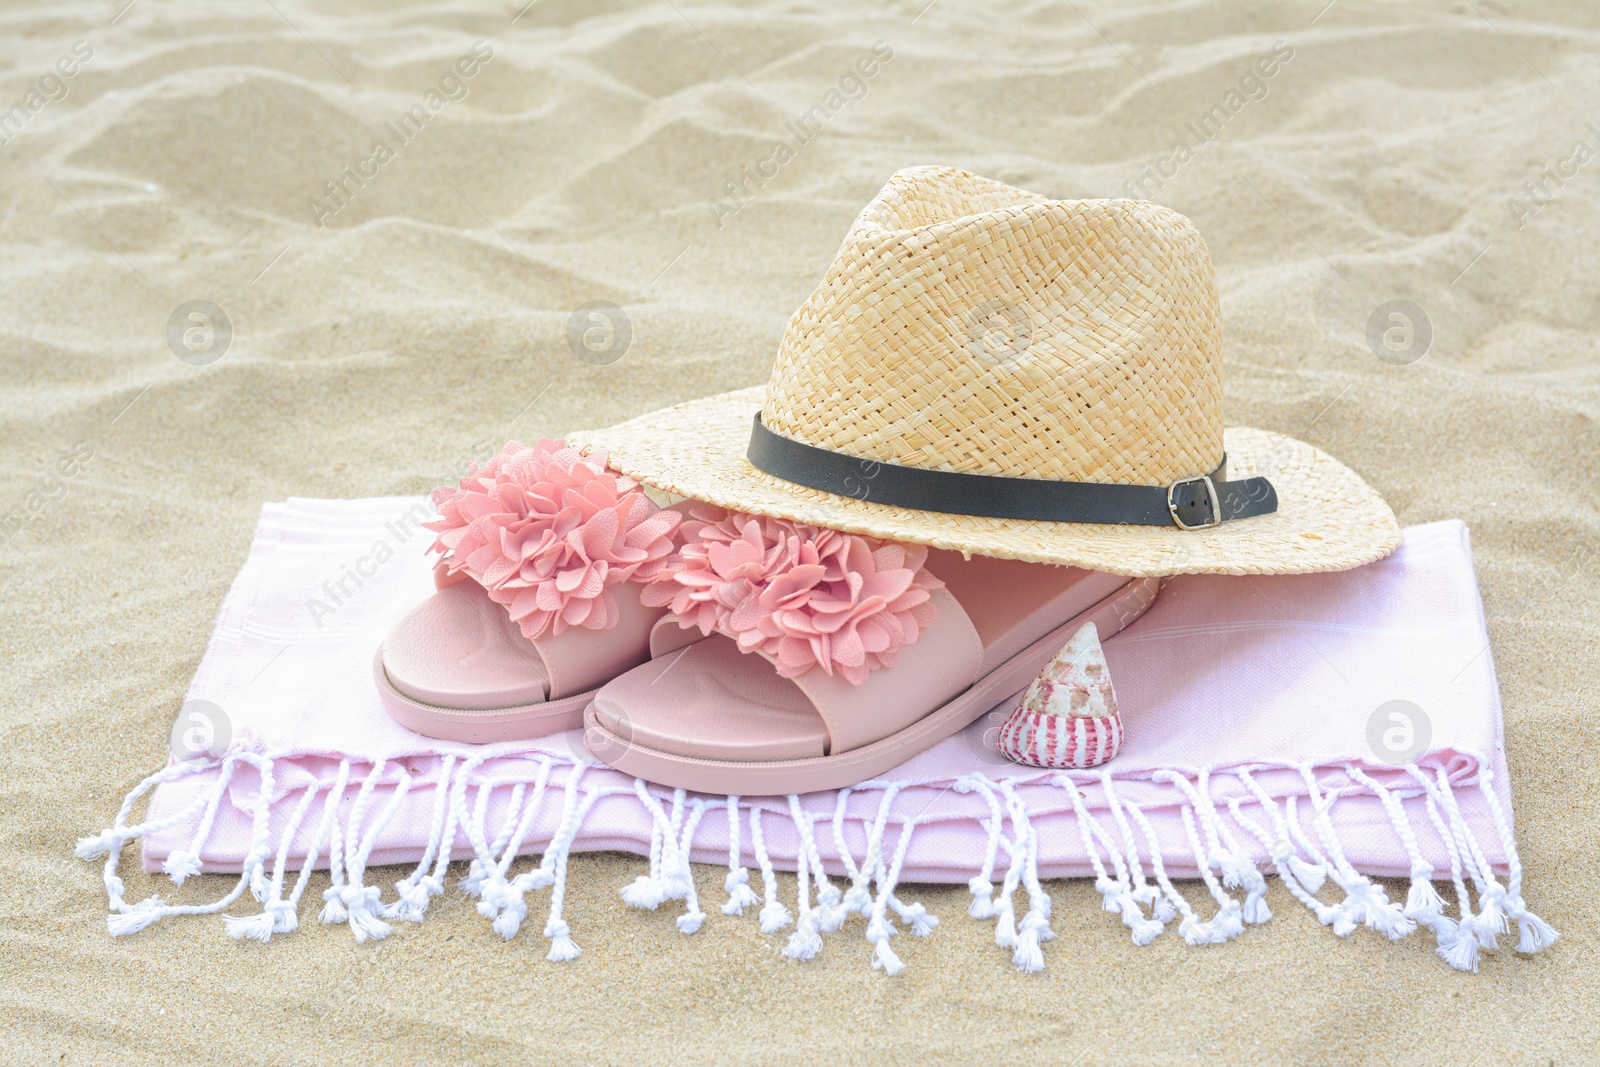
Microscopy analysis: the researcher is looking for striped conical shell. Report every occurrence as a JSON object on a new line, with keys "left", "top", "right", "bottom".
{"left": 999, "top": 622, "right": 1124, "bottom": 769}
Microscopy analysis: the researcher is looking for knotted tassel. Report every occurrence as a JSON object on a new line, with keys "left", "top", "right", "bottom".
{"left": 341, "top": 884, "right": 391, "bottom": 943}
{"left": 1512, "top": 903, "right": 1560, "bottom": 955}
{"left": 866, "top": 915, "right": 903, "bottom": 976}
{"left": 1404, "top": 863, "right": 1446, "bottom": 921}
{"left": 224, "top": 894, "right": 301, "bottom": 943}
{"left": 106, "top": 898, "right": 166, "bottom": 937}
{"left": 1118, "top": 889, "right": 1165, "bottom": 946}
{"left": 544, "top": 918, "right": 581, "bottom": 962}
{"left": 1012, "top": 910, "right": 1051, "bottom": 974}
{"left": 75, "top": 830, "right": 118, "bottom": 861}
{"left": 222, "top": 909, "right": 276, "bottom": 943}
{"left": 319, "top": 883, "right": 348, "bottom": 924}
{"left": 722, "top": 867, "right": 759, "bottom": 916}
{"left": 898, "top": 901, "right": 939, "bottom": 938}
{"left": 864, "top": 818, "right": 922, "bottom": 977}
{"left": 387, "top": 880, "right": 432, "bottom": 924}
{"left": 1439, "top": 925, "right": 1481, "bottom": 973}
{"left": 1475, "top": 762, "right": 1559, "bottom": 955}
{"left": 1288, "top": 854, "right": 1328, "bottom": 894}
{"left": 161, "top": 851, "right": 204, "bottom": 886}
{"left": 955, "top": 777, "right": 1004, "bottom": 920}
{"left": 721, "top": 796, "right": 760, "bottom": 916}
{"left": 749, "top": 806, "right": 791, "bottom": 933}
{"left": 783, "top": 914, "right": 823, "bottom": 961}
{"left": 1182, "top": 899, "right": 1244, "bottom": 946}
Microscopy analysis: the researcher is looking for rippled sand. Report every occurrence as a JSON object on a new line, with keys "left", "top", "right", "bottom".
{"left": 2, "top": 1, "right": 1596, "bottom": 1062}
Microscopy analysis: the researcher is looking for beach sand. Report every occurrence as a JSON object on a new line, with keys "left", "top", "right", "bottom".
{"left": 2, "top": 1, "right": 1596, "bottom": 1062}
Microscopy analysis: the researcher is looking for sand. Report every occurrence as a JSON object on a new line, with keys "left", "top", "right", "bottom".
{"left": 2, "top": 0, "right": 1596, "bottom": 1062}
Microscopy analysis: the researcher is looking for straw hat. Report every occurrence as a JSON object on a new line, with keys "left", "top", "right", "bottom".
{"left": 570, "top": 167, "right": 1399, "bottom": 576}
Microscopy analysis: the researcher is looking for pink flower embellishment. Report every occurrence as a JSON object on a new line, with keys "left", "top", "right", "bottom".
{"left": 641, "top": 508, "right": 944, "bottom": 685}
{"left": 425, "top": 439, "right": 681, "bottom": 640}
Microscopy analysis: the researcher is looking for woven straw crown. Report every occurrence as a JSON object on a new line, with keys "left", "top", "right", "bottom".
{"left": 572, "top": 167, "right": 1401, "bottom": 576}
{"left": 763, "top": 167, "right": 1224, "bottom": 486}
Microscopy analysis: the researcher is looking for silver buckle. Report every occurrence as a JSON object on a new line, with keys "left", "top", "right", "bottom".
{"left": 1167, "top": 475, "right": 1222, "bottom": 530}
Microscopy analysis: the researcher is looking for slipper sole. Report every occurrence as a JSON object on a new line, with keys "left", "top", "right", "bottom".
{"left": 581, "top": 576, "right": 1159, "bottom": 794}
{"left": 373, "top": 647, "right": 592, "bottom": 744}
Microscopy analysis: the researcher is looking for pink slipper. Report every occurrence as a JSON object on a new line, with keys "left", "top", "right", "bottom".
{"left": 583, "top": 509, "right": 1159, "bottom": 794}
{"left": 375, "top": 439, "right": 682, "bottom": 743}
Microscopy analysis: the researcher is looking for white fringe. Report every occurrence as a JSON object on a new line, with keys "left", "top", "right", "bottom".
{"left": 816, "top": 789, "right": 863, "bottom": 931}
{"left": 748, "top": 804, "right": 791, "bottom": 933}
{"left": 1283, "top": 794, "right": 1336, "bottom": 897}
{"left": 323, "top": 759, "right": 377, "bottom": 930}
{"left": 460, "top": 778, "right": 526, "bottom": 900}
{"left": 1102, "top": 773, "right": 1171, "bottom": 927}
{"left": 1297, "top": 768, "right": 1414, "bottom": 941}
{"left": 953, "top": 777, "right": 1004, "bottom": 919}
{"left": 78, "top": 749, "right": 1553, "bottom": 976}
{"left": 538, "top": 779, "right": 612, "bottom": 960}
{"left": 988, "top": 785, "right": 1027, "bottom": 952}
{"left": 619, "top": 782, "right": 698, "bottom": 925}
{"left": 75, "top": 758, "right": 241, "bottom": 935}
{"left": 478, "top": 764, "right": 618, "bottom": 957}
{"left": 1406, "top": 767, "right": 1483, "bottom": 971}
{"left": 76, "top": 762, "right": 207, "bottom": 864}
{"left": 1163, "top": 766, "right": 1267, "bottom": 931}
{"left": 781, "top": 796, "right": 822, "bottom": 960}
{"left": 1198, "top": 769, "right": 1270, "bottom": 924}
{"left": 340, "top": 764, "right": 413, "bottom": 943}
{"left": 664, "top": 789, "right": 693, "bottom": 904}
{"left": 161, "top": 756, "right": 240, "bottom": 886}
{"left": 839, "top": 785, "right": 900, "bottom": 925}
{"left": 720, "top": 795, "right": 759, "bottom": 916}
{"left": 476, "top": 758, "right": 554, "bottom": 923}
{"left": 269, "top": 760, "right": 352, "bottom": 936}
{"left": 620, "top": 782, "right": 685, "bottom": 910}
{"left": 1409, "top": 766, "right": 1511, "bottom": 956}
{"left": 1055, "top": 775, "right": 1119, "bottom": 908}
{"left": 384, "top": 754, "right": 460, "bottom": 923}
{"left": 998, "top": 780, "right": 1050, "bottom": 973}
{"left": 790, "top": 796, "right": 843, "bottom": 934}
{"left": 824, "top": 790, "right": 860, "bottom": 899}
{"left": 877, "top": 856, "right": 936, "bottom": 939}
{"left": 621, "top": 788, "right": 668, "bottom": 910}
{"left": 1179, "top": 768, "right": 1234, "bottom": 887}
{"left": 1225, "top": 794, "right": 1340, "bottom": 928}
{"left": 1474, "top": 763, "right": 1557, "bottom": 955}
{"left": 483, "top": 762, "right": 579, "bottom": 939}
{"left": 223, "top": 778, "right": 321, "bottom": 942}
{"left": 674, "top": 799, "right": 709, "bottom": 934}
{"left": 322, "top": 758, "right": 388, "bottom": 926}
{"left": 1344, "top": 764, "right": 1462, "bottom": 963}
{"left": 104, "top": 754, "right": 278, "bottom": 937}
{"left": 1056, "top": 774, "right": 1162, "bottom": 944}
{"left": 1436, "top": 766, "right": 1512, "bottom": 951}
{"left": 865, "top": 818, "right": 920, "bottom": 976}
{"left": 1237, "top": 768, "right": 1329, "bottom": 896}
{"left": 1125, "top": 800, "right": 1204, "bottom": 936}
{"left": 1158, "top": 769, "right": 1262, "bottom": 925}
{"left": 1176, "top": 804, "right": 1244, "bottom": 945}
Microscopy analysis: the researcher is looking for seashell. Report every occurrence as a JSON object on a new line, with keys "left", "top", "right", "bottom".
{"left": 998, "top": 621, "right": 1123, "bottom": 769}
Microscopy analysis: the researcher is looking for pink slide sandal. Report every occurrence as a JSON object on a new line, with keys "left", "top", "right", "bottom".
{"left": 374, "top": 439, "right": 682, "bottom": 744}
{"left": 375, "top": 566, "right": 666, "bottom": 743}
{"left": 583, "top": 512, "right": 1159, "bottom": 794}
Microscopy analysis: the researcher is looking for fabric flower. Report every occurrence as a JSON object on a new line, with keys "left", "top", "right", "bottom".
{"left": 640, "top": 507, "right": 943, "bottom": 685}
{"left": 425, "top": 439, "right": 681, "bottom": 640}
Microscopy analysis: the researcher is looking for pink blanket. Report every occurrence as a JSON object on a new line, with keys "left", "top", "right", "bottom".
{"left": 77, "top": 501, "right": 1555, "bottom": 973}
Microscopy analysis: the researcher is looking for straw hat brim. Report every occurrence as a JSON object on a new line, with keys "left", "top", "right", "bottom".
{"left": 569, "top": 386, "right": 1401, "bottom": 576}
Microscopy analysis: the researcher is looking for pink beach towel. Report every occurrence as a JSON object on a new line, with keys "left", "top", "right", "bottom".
{"left": 77, "top": 500, "right": 1556, "bottom": 974}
